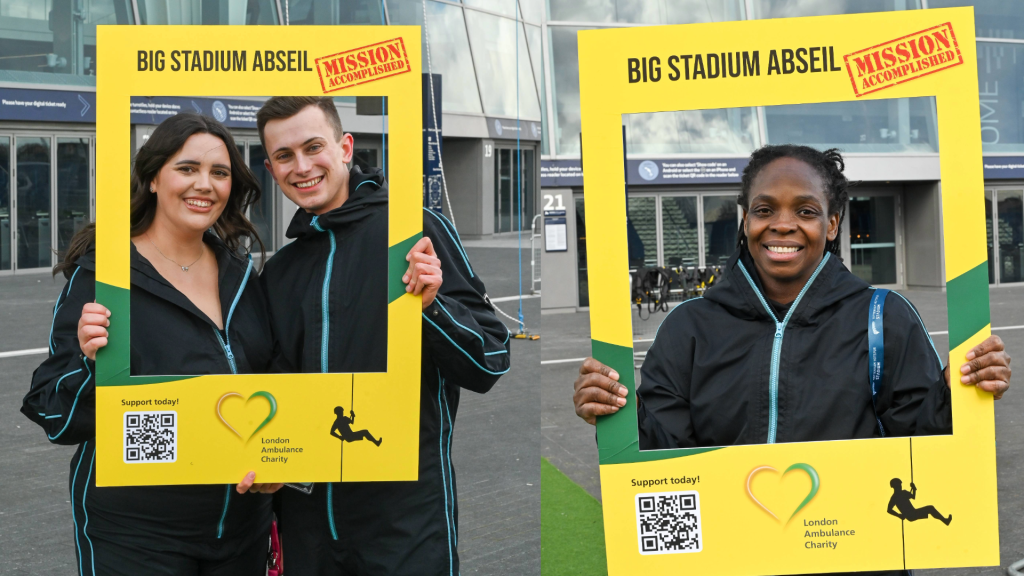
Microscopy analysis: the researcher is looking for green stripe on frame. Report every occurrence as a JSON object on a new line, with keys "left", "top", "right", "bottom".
{"left": 94, "top": 281, "right": 199, "bottom": 387}
{"left": 946, "top": 261, "right": 991, "bottom": 351}
{"left": 388, "top": 232, "right": 424, "bottom": 304}
{"left": 593, "top": 339, "right": 722, "bottom": 465}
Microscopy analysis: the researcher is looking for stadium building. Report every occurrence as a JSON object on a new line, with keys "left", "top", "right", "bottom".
{"left": 0, "top": 0, "right": 543, "bottom": 273}
{"left": 539, "top": 0, "right": 1024, "bottom": 312}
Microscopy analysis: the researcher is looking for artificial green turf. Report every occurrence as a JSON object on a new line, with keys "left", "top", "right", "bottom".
{"left": 541, "top": 458, "right": 609, "bottom": 576}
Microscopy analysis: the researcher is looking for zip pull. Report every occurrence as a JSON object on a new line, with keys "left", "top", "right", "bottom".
{"left": 775, "top": 323, "right": 783, "bottom": 338}
{"left": 224, "top": 343, "right": 235, "bottom": 362}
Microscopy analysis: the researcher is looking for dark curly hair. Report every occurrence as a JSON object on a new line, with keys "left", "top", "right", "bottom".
{"left": 737, "top": 144, "right": 849, "bottom": 257}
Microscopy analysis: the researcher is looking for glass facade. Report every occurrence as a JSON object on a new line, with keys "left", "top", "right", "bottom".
{"left": 465, "top": 10, "right": 541, "bottom": 119}
{"left": 542, "top": 0, "right": 1019, "bottom": 157}
{"left": 928, "top": 0, "right": 1024, "bottom": 40}
{"left": 752, "top": 0, "right": 920, "bottom": 19}
{"left": 765, "top": 97, "right": 938, "bottom": 153}
{"left": 549, "top": 0, "right": 743, "bottom": 25}
{"left": 976, "top": 42, "right": 1024, "bottom": 153}
{"left": 625, "top": 109, "right": 759, "bottom": 155}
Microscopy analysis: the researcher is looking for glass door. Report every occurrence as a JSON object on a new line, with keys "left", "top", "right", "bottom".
{"left": 996, "top": 189, "right": 1023, "bottom": 284}
{"left": 16, "top": 136, "right": 53, "bottom": 271}
{"left": 494, "top": 146, "right": 536, "bottom": 233}
{"left": 0, "top": 136, "right": 11, "bottom": 271}
{"left": 56, "top": 137, "right": 92, "bottom": 256}
{"left": 702, "top": 194, "right": 739, "bottom": 268}
{"left": 847, "top": 193, "right": 901, "bottom": 286}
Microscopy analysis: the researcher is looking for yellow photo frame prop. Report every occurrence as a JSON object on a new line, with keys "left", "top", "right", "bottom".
{"left": 579, "top": 8, "right": 996, "bottom": 574}
{"left": 95, "top": 26, "right": 422, "bottom": 486}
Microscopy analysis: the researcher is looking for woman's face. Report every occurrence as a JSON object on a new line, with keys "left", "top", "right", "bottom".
{"left": 742, "top": 157, "right": 839, "bottom": 285}
{"left": 149, "top": 132, "right": 232, "bottom": 235}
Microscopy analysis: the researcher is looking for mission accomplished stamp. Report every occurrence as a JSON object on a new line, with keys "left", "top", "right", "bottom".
{"left": 315, "top": 37, "right": 411, "bottom": 93}
{"left": 844, "top": 22, "right": 963, "bottom": 97}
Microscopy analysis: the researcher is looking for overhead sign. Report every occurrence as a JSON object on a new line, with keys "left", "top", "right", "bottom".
{"left": 982, "top": 156, "right": 1024, "bottom": 179}
{"left": 130, "top": 96, "right": 262, "bottom": 128}
{"left": 0, "top": 87, "right": 95, "bottom": 123}
{"left": 487, "top": 116, "right": 541, "bottom": 141}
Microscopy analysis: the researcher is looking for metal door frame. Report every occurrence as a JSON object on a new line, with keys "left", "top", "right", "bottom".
{"left": 0, "top": 134, "right": 12, "bottom": 276}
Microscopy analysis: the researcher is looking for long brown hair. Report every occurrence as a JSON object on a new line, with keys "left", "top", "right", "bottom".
{"left": 55, "top": 113, "right": 266, "bottom": 278}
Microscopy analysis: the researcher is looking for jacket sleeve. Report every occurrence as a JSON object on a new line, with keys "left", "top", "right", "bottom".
{"left": 877, "top": 292, "right": 951, "bottom": 437}
{"left": 21, "top": 266, "right": 98, "bottom": 446}
{"left": 420, "top": 209, "right": 511, "bottom": 393}
{"left": 636, "top": 311, "right": 697, "bottom": 450}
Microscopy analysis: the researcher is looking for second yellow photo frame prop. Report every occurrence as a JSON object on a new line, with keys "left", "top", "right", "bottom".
{"left": 580, "top": 8, "right": 997, "bottom": 575}
{"left": 95, "top": 25, "right": 422, "bottom": 486}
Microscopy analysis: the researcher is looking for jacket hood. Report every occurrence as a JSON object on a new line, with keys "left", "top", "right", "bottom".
{"left": 704, "top": 245, "right": 869, "bottom": 325}
{"left": 285, "top": 166, "right": 388, "bottom": 240}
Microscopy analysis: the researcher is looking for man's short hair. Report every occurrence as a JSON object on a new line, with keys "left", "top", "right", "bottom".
{"left": 257, "top": 96, "right": 344, "bottom": 150}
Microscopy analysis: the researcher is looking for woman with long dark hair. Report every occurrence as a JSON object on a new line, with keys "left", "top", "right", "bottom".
{"left": 22, "top": 113, "right": 278, "bottom": 575}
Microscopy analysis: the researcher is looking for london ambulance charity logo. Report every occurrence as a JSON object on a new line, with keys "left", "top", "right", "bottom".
{"left": 746, "top": 463, "right": 820, "bottom": 524}
{"left": 216, "top": 391, "right": 277, "bottom": 442}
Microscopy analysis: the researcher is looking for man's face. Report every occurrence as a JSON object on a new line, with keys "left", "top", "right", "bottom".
{"left": 263, "top": 105, "right": 354, "bottom": 215}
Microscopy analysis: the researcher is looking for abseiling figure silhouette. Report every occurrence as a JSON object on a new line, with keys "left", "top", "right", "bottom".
{"left": 331, "top": 406, "right": 382, "bottom": 447}
{"left": 886, "top": 478, "right": 951, "bottom": 525}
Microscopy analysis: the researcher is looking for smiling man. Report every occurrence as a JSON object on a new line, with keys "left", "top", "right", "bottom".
{"left": 251, "top": 96, "right": 511, "bottom": 575}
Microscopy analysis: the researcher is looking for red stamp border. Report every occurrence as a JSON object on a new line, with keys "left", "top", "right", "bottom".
{"left": 315, "top": 37, "right": 411, "bottom": 94}
{"left": 843, "top": 22, "right": 963, "bottom": 98}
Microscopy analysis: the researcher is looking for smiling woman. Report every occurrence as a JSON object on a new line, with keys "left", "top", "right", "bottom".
{"left": 573, "top": 144, "right": 1012, "bottom": 459}
{"left": 21, "top": 112, "right": 280, "bottom": 574}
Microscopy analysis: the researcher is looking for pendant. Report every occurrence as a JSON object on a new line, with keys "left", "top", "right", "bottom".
{"left": 182, "top": 266, "right": 189, "bottom": 272}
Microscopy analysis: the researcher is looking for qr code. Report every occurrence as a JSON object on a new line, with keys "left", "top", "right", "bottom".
{"left": 636, "top": 490, "right": 702, "bottom": 554}
{"left": 124, "top": 411, "right": 177, "bottom": 463}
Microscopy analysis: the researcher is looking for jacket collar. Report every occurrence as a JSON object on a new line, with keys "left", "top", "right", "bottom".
{"left": 130, "top": 231, "right": 251, "bottom": 328}
{"left": 704, "top": 245, "right": 869, "bottom": 325}
{"left": 285, "top": 165, "right": 388, "bottom": 240}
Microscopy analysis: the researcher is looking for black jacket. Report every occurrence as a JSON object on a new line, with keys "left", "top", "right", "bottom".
{"left": 261, "top": 167, "right": 511, "bottom": 574}
{"left": 21, "top": 235, "right": 274, "bottom": 545}
{"left": 638, "top": 247, "right": 950, "bottom": 450}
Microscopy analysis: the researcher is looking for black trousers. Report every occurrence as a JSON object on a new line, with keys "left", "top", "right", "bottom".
{"left": 277, "top": 481, "right": 458, "bottom": 576}
{"left": 75, "top": 527, "right": 269, "bottom": 576}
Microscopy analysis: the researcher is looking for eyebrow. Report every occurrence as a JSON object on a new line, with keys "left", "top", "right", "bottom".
{"left": 174, "top": 159, "right": 232, "bottom": 171}
{"left": 272, "top": 136, "right": 324, "bottom": 156}
{"left": 750, "top": 193, "right": 823, "bottom": 205}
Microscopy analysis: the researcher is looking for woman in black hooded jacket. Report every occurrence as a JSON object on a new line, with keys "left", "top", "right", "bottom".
{"left": 22, "top": 113, "right": 276, "bottom": 575}
{"left": 573, "top": 145, "right": 1011, "bottom": 575}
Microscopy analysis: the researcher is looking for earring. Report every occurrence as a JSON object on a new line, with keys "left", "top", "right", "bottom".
{"left": 150, "top": 185, "right": 155, "bottom": 193}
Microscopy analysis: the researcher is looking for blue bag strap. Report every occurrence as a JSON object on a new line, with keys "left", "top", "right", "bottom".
{"left": 868, "top": 288, "right": 889, "bottom": 437}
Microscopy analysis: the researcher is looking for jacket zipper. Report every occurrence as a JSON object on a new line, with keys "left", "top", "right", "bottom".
{"left": 211, "top": 255, "right": 253, "bottom": 538}
{"left": 312, "top": 217, "right": 339, "bottom": 540}
{"left": 737, "top": 253, "right": 831, "bottom": 444}
{"left": 311, "top": 217, "right": 336, "bottom": 373}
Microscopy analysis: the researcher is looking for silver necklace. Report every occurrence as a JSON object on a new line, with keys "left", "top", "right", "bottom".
{"left": 147, "top": 234, "right": 204, "bottom": 272}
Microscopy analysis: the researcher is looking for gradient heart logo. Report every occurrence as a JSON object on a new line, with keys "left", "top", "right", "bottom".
{"left": 746, "top": 463, "right": 819, "bottom": 524}
{"left": 217, "top": 391, "right": 277, "bottom": 442}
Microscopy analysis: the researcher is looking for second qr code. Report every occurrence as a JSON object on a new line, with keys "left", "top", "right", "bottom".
{"left": 124, "top": 410, "right": 177, "bottom": 464}
{"left": 635, "top": 490, "right": 702, "bottom": 555}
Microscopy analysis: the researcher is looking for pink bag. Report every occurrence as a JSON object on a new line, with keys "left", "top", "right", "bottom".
{"left": 268, "top": 521, "right": 283, "bottom": 576}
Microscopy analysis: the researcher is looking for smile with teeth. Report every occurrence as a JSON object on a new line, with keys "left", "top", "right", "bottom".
{"left": 185, "top": 198, "right": 212, "bottom": 208}
{"left": 294, "top": 176, "right": 324, "bottom": 189}
{"left": 766, "top": 246, "right": 801, "bottom": 253}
